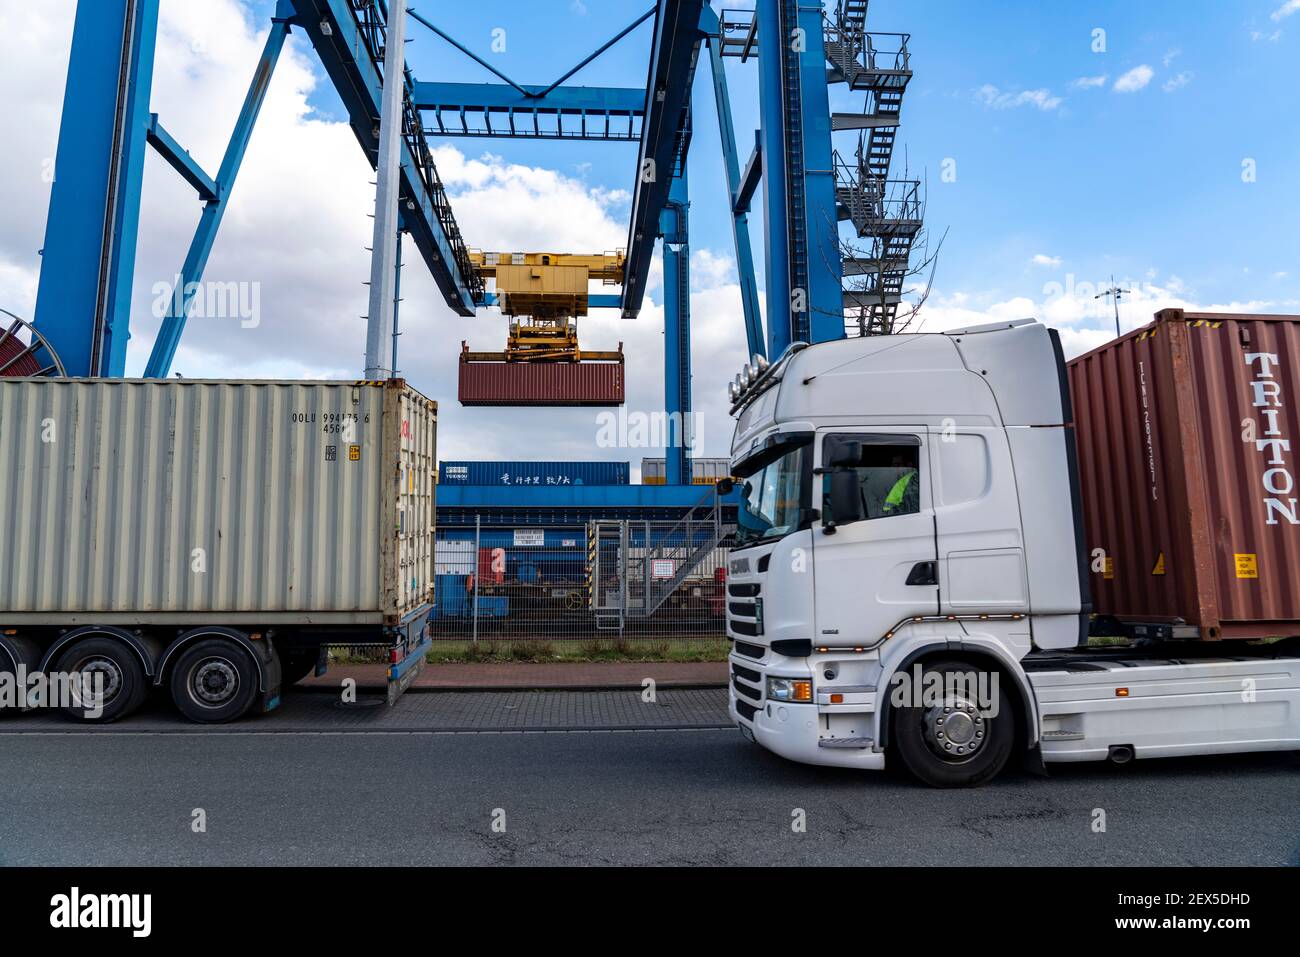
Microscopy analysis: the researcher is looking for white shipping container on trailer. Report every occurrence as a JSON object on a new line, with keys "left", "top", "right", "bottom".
{"left": 0, "top": 378, "right": 437, "bottom": 723}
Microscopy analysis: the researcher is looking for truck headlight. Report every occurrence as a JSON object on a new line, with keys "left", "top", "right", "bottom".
{"left": 767, "top": 677, "right": 812, "bottom": 702}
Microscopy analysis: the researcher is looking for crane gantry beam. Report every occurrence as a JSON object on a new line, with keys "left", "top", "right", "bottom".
{"left": 620, "top": 0, "right": 705, "bottom": 319}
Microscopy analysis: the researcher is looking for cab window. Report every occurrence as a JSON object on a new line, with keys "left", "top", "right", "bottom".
{"left": 821, "top": 437, "right": 922, "bottom": 525}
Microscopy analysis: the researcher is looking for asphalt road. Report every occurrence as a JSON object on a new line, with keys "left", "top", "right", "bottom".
{"left": 1, "top": 692, "right": 1296, "bottom": 866}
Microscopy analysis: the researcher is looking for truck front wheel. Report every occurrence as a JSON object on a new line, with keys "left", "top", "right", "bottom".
{"left": 891, "top": 658, "right": 1014, "bottom": 788}
{"left": 170, "top": 639, "right": 258, "bottom": 723}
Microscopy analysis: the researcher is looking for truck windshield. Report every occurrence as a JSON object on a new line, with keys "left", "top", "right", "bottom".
{"left": 734, "top": 440, "right": 810, "bottom": 548}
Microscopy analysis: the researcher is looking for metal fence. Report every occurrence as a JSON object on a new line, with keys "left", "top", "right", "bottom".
{"left": 427, "top": 512, "right": 734, "bottom": 657}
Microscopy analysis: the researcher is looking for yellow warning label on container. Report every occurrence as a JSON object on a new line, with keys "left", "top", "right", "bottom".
{"left": 1103, "top": 557, "right": 1115, "bottom": 580}
{"left": 348, "top": 445, "right": 361, "bottom": 462}
{"left": 1151, "top": 551, "right": 1166, "bottom": 576}
{"left": 1234, "top": 553, "right": 1258, "bottom": 579}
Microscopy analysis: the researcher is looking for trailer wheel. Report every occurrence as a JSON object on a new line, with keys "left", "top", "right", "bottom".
{"left": 891, "top": 658, "right": 1014, "bottom": 788}
{"left": 278, "top": 650, "right": 318, "bottom": 689}
{"left": 170, "top": 639, "right": 258, "bottom": 723}
{"left": 53, "top": 636, "right": 149, "bottom": 723}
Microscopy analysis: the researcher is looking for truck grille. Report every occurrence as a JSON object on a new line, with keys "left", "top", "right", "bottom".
{"left": 727, "top": 582, "right": 761, "bottom": 639}
{"left": 731, "top": 662, "right": 761, "bottom": 683}
{"left": 730, "top": 654, "right": 765, "bottom": 726}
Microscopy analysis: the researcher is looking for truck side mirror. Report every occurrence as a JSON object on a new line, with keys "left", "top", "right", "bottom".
{"left": 825, "top": 469, "right": 860, "bottom": 531}
{"left": 826, "top": 440, "right": 862, "bottom": 468}
{"left": 715, "top": 477, "right": 734, "bottom": 495}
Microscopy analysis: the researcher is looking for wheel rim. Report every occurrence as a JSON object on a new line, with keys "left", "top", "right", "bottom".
{"left": 71, "top": 655, "right": 124, "bottom": 707}
{"left": 921, "top": 692, "right": 987, "bottom": 763}
{"left": 190, "top": 657, "right": 240, "bottom": 706}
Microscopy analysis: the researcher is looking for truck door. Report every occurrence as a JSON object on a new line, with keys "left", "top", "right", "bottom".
{"left": 811, "top": 430, "right": 939, "bottom": 645}
{"left": 928, "top": 426, "right": 1030, "bottom": 617}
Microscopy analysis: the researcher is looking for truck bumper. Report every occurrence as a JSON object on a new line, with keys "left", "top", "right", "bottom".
{"left": 729, "top": 655, "right": 885, "bottom": 771}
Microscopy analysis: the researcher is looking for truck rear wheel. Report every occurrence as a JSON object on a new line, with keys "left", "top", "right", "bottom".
{"left": 170, "top": 639, "right": 258, "bottom": 723}
{"left": 891, "top": 658, "right": 1014, "bottom": 788}
{"left": 53, "top": 636, "right": 149, "bottom": 723}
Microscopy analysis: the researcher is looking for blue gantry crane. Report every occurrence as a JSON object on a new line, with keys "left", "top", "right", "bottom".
{"left": 17, "top": 0, "right": 921, "bottom": 489}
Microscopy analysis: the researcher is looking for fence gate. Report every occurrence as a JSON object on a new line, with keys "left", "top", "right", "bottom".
{"left": 588, "top": 520, "right": 628, "bottom": 631}
{"left": 427, "top": 509, "right": 733, "bottom": 652}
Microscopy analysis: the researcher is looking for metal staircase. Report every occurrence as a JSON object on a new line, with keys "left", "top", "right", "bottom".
{"left": 718, "top": 2, "right": 922, "bottom": 339}
{"left": 837, "top": 0, "right": 869, "bottom": 32}
{"left": 641, "top": 486, "right": 728, "bottom": 618}
{"left": 834, "top": 146, "right": 922, "bottom": 336}
{"left": 824, "top": 3, "right": 921, "bottom": 338}
{"left": 586, "top": 486, "right": 730, "bottom": 629}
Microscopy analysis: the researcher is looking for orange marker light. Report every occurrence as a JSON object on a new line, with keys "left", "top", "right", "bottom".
{"left": 793, "top": 680, "right": 813, "bottom": 702}
{"left": 1116, "top": 687, "right": 1130, "bottom": 697}
{"left": 830, "top": 693, "right": 844, "bottom": 704}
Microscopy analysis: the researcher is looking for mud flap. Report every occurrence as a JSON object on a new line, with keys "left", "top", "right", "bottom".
{"left": 1023, "top": 743, "right": 1049, "bottom": 777}
{"left": 387, "top": 635, "right": 431, "bottom": 706}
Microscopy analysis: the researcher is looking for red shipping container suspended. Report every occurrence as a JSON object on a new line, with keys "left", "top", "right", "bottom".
{"left": 1067, "top": 308, "right": 1300, "bottom": 641}
{"left": 458, "top": 356, "right": 624, "bottom": 407}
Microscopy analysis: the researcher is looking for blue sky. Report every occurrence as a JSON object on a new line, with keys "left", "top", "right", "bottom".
{"left": 263, "top": 0, "right": 1299, "bottom": 336}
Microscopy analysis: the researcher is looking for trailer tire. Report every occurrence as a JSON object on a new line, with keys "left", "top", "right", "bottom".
{"left": 170, "top": 639, "right": 259, "bottom": 723}
{"left": 53, "top": 636, "right": 149, "bottom": 723}
{"left": 891, "top": 658, "right": 1014, "bottom": 788}
{"left": 278, "top": 651, "right": 318, "bottom": 689}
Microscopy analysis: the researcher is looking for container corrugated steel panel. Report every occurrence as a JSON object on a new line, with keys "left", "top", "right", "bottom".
{"left": 1067, "top": 309, "right": 1300, "bottom": 639}
{"left": 0, "top": 379, "right": 437, "bottom": 626}
{"left": 439, "top": 460, "right": 630, "bottom": 486}
{"left": 458, "top": 359, "right": 623, "bottom": 406}
{"left": 640, "top": 457, "right": 734, "bottom": 484}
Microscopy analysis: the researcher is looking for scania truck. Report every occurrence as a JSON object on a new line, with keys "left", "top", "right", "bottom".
{"left": 723, "top": 314, "right": 1300, "bottom": 786}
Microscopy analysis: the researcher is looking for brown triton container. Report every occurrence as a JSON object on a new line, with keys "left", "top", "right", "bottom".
{"left": 1067, "top": 309, "right": 1300, "bottom": 640}
{"left": 458, "top": 357, "right": 624, "bottom": 407}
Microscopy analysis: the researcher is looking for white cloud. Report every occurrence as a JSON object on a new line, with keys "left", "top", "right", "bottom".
{"left": 1271, "top": 0, "right": 1300, "bottom": 21}
{"left": 1162, "top": 71, "right": 1193, "bottom": 92}
{"left": 1252, "top": 28, "right": 1283, "bottom": 41}
{"left": 1113, "top": 65, "right": 1154, "bottom": 93}
{"left": 691, "top": 249, "right": 736, "bottom": 290}
{"left": 914, "top": 277, "right": 1294, "bottom": 359}
{"left": 1031, "top": 254, "right": 1062, "bottom": 267}
{"left": 1161, "top": 48, "right": 1181, "bottom": 68}
{"left": 1069, "top": 74, "right": 1108, "bottom": 90}
{"left": 973, "top": 84, "right": 1062, "bottom": 111}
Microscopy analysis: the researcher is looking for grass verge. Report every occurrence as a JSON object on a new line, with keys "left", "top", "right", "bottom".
{"left": 425, "top": 637, "right": 730, "bottom": 664}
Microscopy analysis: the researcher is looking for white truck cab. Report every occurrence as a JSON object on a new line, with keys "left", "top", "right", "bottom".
{"left": 725, "top": 319, "right": 1300, "bottom": 786}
